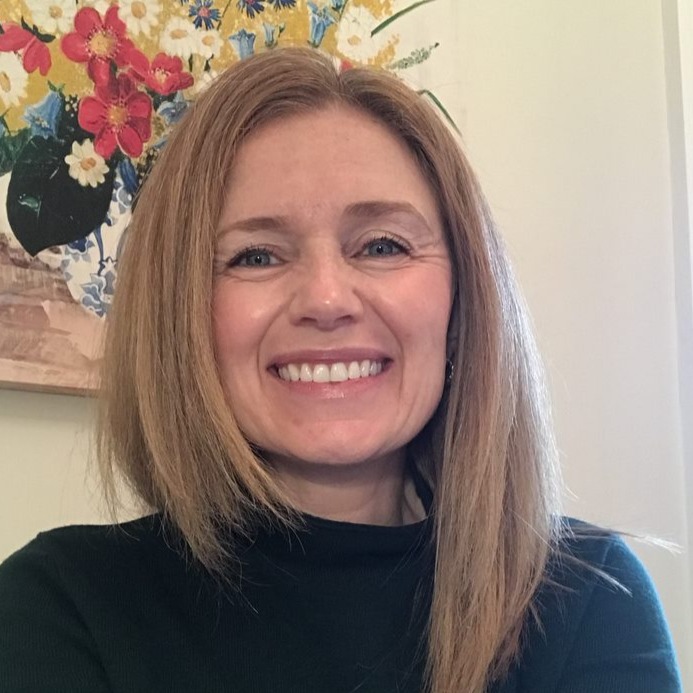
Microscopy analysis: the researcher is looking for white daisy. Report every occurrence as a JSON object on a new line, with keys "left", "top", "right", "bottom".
{"left": 25, "top": 0, "right": 76, "bottom": 35}
{"left": 65, "top": 140, "right": 109, "bottom": 188}
{"left": 336, "top": 5, "right": 388, "bottom": 63}
{"left": 196, "top": 28, "right": 222, "bottom": 60}
{"left": 119, "top": 0, "right": 161, "bottom": 37}
{"left": 0, "top": 53, "right": 28, "bottom": 108}
{"left": 160, "top": 17, "right": 198, "bottom": 60}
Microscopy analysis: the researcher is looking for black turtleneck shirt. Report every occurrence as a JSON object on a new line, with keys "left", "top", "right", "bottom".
{"left": 0, "top": 511, "right": 682, "bottom": 692}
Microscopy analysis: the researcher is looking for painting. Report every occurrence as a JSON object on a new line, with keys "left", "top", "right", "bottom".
{"left": 0, "top": 0, "right": 448, "bottom": 395}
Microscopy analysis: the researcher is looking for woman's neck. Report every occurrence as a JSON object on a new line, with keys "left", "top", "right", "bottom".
{"left": 269, "top": 453, "right": 425, "bottom": 526}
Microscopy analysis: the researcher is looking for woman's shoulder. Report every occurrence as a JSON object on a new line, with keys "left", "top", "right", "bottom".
{"left": 513, "top": 517, "right": 681, "bottom": 692}
{"left": 0, "top": 516, "right": 199, "bottom": 691}
{"left": 0, "top": 514, "right": 182, "bottom": 603}
{"left": 2, "top": 514, "right": 165, "bottom": 567}
{"left": 548, "top": 517, "right": 651, "bottom": 591}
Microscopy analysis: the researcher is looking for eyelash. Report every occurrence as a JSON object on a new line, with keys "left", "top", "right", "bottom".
{"left": 364, "top": 234, "right": 410, "bottom": 257}
{"left": 228, "top": 245, "right": 277, "bottom": 268}
{"left": 227, "top": 234, "right": 410, "bottom": 268}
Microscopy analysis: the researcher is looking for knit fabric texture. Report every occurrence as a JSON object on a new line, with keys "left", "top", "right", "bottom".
{"left": 0, "top": 512, "right": 682, "bottom": 693}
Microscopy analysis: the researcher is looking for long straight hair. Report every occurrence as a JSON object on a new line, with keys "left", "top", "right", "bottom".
{"left": 98, "top": 47, "right": 561, "bottom": 693}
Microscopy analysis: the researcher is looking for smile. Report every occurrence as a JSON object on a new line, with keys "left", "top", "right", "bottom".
{"left": 275, "top": 359, "right": 387, "bottom": 383}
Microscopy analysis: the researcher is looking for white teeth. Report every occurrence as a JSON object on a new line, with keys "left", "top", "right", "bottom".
{"left": 312, "top": 364, "right": 330, "bottom": 383}
{"left": 330, "top": 363, "right": 349, "bottom": 382}
{"left": 276, "top": 359, "right": 385, "bottom": 383}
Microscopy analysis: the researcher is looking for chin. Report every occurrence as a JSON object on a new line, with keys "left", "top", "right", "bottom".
{"left": 264, "top": 440, "right": 403, "bottom": 470}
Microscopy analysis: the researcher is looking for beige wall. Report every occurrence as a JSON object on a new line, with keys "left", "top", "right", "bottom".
{"left": 1, "top": 0, "right": 691, "bottom": 686}
{"left": 0, "top": 391, "right": 109, "bottom": 557}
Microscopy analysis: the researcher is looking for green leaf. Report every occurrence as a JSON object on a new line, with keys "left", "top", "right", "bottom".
{"left": 7, "top": 138, "right": 114, "bottom": 256}
{"left": 388, "top": 42, "right": 439, "bottom": 70}
{"left": 36, "top": 29, "right": 56, "bottom": 43}
{"left": 0, "top": 128, "right": 32, "bottom": 176}
{"left": 371, "top": 0, "right": 439, "bottom": 37}
{"left": 55, "top": 100, "right": 90, "bottom": 148}
{"left": 18, "top": 17, "right": 55, "bottom": 43}
{"left": 417, "top": 89, "right": 460, "bottom": 135}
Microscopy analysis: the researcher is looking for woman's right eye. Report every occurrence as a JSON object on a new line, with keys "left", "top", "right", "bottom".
{"left": 229, "top": 247, "right": 278, "bottom": 268}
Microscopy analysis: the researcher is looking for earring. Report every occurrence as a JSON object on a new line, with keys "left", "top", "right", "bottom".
{"left": 445, "top": 358, "right": 455, "bottom": 383}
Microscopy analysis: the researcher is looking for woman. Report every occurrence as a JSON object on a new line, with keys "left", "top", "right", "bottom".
{"left": 0, "top": 48, "right": 681, "bottom": 693}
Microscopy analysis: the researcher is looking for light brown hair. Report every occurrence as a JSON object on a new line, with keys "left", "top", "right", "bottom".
{"left": 98, "top": 47, "right": 561, "bottom": 693}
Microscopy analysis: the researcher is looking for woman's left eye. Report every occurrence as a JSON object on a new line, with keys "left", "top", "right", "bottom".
{"left": 362, "top": 236, "right": 408, "bottom": 257}
{"left": 228, "top": 247, "right": 279, "bottom": 268}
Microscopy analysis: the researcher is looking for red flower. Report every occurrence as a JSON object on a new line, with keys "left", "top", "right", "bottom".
{"left": 0, "top": 23, "right": 51, "bottom": 76}
{"left": 129, "top": 50, "right": 194, "bottom": 95}
{"left": 78, "top": 72, "right": 152, "bottom": 158}
{"left": 61, "top": 6, "right": 133, "bottom": 85}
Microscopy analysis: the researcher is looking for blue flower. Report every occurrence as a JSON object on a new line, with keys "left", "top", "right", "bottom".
{"left": 189, "top": 0, "right": 221, "bottom": 30}
{"left": 330, "top": 0, "right": 346, "bottom": 10}
{"left": 117, "top": 159, "right": 139, "bottom": 196}
{"left": 23, "top": 91, "right": 63, "bottom": 139}
{"left": 236, "top": 0, "right": 265, "bottom": 18}
{"left": 157, "top": 91, "right": 189, "bottom": 126}
{"left": 263, "top": 22, "right": 274, "bottom": 46}
{"left": 269, "top": 0, "right": 296, "bottom": 8}
{"left": 229, "top": 29, "right": 256, "bottom": 60}
{"left": 262, "top": 22, "right": 285, "bottom": 47}
{"left": 307, "top": 3, "right": 336, "bottom": 48}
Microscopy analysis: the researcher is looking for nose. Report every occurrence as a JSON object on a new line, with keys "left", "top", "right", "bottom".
{"left": 287, "top": 252, "right": 365, "bottom": 330}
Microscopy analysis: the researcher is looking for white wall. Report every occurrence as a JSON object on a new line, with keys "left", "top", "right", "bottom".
{"left": 432, "top": 0, "right": 693, "bottom": 683}
{"left": 1, "top": 0, "right": 691, "bottom": 685}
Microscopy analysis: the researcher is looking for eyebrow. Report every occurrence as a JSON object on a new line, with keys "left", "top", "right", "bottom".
{"left": 342, "top": 200, "right": 432, "bottom": 231}
{"left": 217, "top": 200, "right": 433, "bottom": 237}
{"left": 218, "top": 215, "right": 291, "bottom": 236}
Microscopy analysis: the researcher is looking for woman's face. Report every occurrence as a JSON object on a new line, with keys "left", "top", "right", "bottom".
{"left": 212, "top": 106, "right": 452, "bottom": 472}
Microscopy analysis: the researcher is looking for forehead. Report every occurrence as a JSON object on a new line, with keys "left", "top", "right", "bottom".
{"left": 220, "top": 105, "right": 441, "bottom": 226}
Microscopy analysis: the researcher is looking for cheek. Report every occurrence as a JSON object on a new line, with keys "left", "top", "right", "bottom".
{"left": 394, "top": 274, "right": 453, "bottom": 354}
{"left": 212, "top": 284, "right": 272, "bottom": 380}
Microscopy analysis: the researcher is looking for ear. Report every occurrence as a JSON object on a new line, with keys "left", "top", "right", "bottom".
{"left": 446, "top": 291, "right": 460, "bottom": 359}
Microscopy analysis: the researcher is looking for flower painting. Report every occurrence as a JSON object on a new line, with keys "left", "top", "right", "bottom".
{"left": 0, "top": 0, "right": 446, "bottom": 394}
